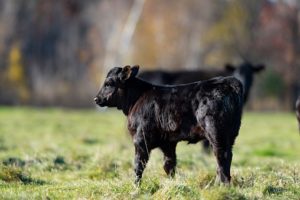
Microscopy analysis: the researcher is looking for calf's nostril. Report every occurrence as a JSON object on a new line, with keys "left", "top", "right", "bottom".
{"left": 94, "top": 97, "right": 98, "bottom": 102}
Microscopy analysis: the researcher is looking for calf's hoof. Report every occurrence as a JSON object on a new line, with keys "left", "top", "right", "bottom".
{"left": 134, "top": 178, "right": 142, "bottom": 187}
{"left": 214, "top": 176, "right": 231, "bottom": 186}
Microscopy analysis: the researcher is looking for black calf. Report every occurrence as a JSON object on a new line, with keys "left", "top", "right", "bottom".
{"left": 94, "top": 65, "right": 244, "bottom": 185}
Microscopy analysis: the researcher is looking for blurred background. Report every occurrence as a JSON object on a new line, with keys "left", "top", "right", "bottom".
{"left": 0, "top": 0, "right": 299, "bottom": 110}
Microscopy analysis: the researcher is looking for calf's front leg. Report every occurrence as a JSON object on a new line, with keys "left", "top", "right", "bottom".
{"left": 133, "top": 134, "right": 151, "bottom": 186}
{"left": 160, "top": 142, "right": 177, "bottom": 177}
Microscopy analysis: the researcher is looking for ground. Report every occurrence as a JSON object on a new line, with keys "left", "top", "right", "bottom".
{"left": 0, "top": 107, "right": 299, "bottom": 199}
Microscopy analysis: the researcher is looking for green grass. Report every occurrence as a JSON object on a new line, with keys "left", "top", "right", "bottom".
{"left": 0, "top": 107, "right": 299, "bottom": 199}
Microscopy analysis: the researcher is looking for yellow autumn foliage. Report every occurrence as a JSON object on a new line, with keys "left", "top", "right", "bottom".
{"left": 6, "top": 43, "right": 30, "bottom": 103}
{"left": 8, "top": 44, "right": 23, "bottom": 82}
{"left": 203, "top": 1, "right": 249, "bottom": 66}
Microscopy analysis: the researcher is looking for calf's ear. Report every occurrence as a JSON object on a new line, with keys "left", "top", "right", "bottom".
{"left": 225, "top": 63, "right": 236, "bottom": 72}
{"left": 253, "top": 64, "right": 265, "bottom": 73}
{"left": 120, "top": 65, "right": 140, "bottom": 81}
{"left": 131, "top": 65, "right": 140, "bottom": 77}
{"left": 120, "top": 65, "right": 132, "bottom": 81}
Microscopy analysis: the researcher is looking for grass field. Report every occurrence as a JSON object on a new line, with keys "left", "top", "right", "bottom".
{"left": 0, "top": 107, "right": 299, "bottom": 199}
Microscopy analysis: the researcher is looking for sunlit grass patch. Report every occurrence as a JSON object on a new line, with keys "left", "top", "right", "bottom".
{"left": 253, "top": 148, "right": 288, "bottom": 157}
{"left": 152, "top": 179, "right": 200, "bottom": 199}
{"left": 87, "top": 161, "right": 120, "bottom": 179}
{"left": 186, "top": 171, "right": 216, "bottom": 189}
{"left": 201, "top": 187, "right": 246, "bottom": 200}
{"left": 0, "top": 108, "right": 299, "bottom": 199}
{"left": 0, "top": 137, "right": 9, "bottom": 151}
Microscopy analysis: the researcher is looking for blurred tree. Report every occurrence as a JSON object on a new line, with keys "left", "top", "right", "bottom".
{"left": 103, "top": 0, "right": 145, "bottom": 69}
{"left": 86, "top": 0, "right": 133, "bottom": 80}
{"left": 17, "top": 0, "right": 97, "bottom": 106}
{"left": 131, "top": 0, "right": 219, "bottom": 69}
{"left": 202, "top": 0, "right": 263, "bottom": 66}
{"left": 259, "top": 70, "right": 285, "bottom": 98}
{"left": 256, "top": 0, "right": 300, "bottom": 109}
{"left": 0, "top": 0, "right": 299, "bottom": 109}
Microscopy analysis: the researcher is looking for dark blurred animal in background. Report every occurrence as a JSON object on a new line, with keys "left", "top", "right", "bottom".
{"left": 139, "top": 62, "right": 265, "bottom": 152}
{"left": 296, "top": 96, "right": 300, "bottom": 132}
{"left": 139, "top": 62, "right": 265, "bottom": 104}
{"left": 94, "top": 65, "right": 244, "bottom": 185}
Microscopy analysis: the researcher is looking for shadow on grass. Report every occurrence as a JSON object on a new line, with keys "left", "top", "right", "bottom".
{"left": 263, "top": 185, "right": 286, "bottom": 196}
{"left": 81, "top": 137, "right": 100, "bottom": 145}
{"left": 0, "top": 166, "right": 46, "bottom": 185}
{"left": 46, "top": 156, "right": 73, "bottom": 171}
{"left": 3, "top": 157, "right": 26, "bottom": 168}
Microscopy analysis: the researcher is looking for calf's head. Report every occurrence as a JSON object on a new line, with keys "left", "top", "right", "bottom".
{"left": 94, "top": 65, "right": 139, "bottom": 107}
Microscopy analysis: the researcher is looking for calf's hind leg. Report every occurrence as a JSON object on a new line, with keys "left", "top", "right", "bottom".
{"left": 212, "top": 145, "right": 232, "bottom": 184}
{"left": 160, "top": 142, "right": 177, "bottom": 177}
{"left": 203, "top": 116, "right": 233, "bottom": 184}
